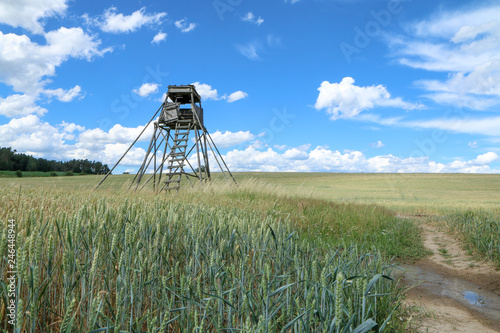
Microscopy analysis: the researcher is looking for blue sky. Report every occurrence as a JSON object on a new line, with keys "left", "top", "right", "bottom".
{"left": 1, "top": 0, "right": 499, "bottom": 173}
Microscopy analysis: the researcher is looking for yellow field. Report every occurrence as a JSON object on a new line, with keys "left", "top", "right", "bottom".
{"left": 4, "top": 172, "right": 498, "bottom": 214}
{"left": 234, "top": 172, "right": 500, "bottom": 214}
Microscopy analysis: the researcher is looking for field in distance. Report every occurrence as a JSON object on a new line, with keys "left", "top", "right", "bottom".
{"left": 231, "top": 172, "right": 500, "bottom": 213}
{"left": 4, "top": 172, "right": 499, "bottom": 214}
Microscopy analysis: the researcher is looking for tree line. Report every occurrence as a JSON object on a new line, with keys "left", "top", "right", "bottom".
{"left": 0, "top": 147, "right": 110, "bottom": 174}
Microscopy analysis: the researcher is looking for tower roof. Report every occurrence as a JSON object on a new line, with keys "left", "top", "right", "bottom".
{"left": 166, "top": 85, "right": 201, "bottom": 104}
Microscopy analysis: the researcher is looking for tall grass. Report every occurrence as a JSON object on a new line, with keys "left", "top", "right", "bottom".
{"left": 0, "top": 185, "right": 410, "bottom": 332}
{"left": 445, "top": 210, "right": 500, "bottom": 267}
{"left": 168, "top": 179, "right": 428, "bottom": 261}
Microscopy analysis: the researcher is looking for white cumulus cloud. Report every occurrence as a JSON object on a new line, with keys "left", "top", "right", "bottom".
{"left": 0, "top": 28, "right": 109, "bottom": 95}
{"left": 370, "top": 141, "right": 385, "bottom": 148}
{"left": 471, "top": 152, "right": 499, "bottom": 165}
{"left": 0, "top": 116, "right": 498, "bottom": 174}
{"left": 0, "top": 28, "right": 109, "bottom": 118}
{"left": 60, "top": 121, "right": 85, "bottom": 133}
{"left": 78, "top": 124, "right": 153, "bottom": 148}
{"left": 69, "top": 123, "right": 155, "bottom": 165}
{"left": 218, "top": 146, "right": 499, "bottom": 173}
{"left": 242, "top": 12, "right": 264, "bottom": 25}
{"left": 191, "top": 82, "right": 220, "bottom": 101}
{"left": 210, "top": 130, "right": 255, "bottom": 148}
{"left": 0, "top": 94, "right": 47, "bottom": 118}
{"left": 152, "top": 32, "right": 167, "bottom": 44}
{"left": 283, "top": 148, "right": 309, "bottom": 160}
{"left": 98, "top": 7, "right": 166, "bottom": 33}
{"left": 315, "top": 77, "right": 423, "bottom": 120}
{"left": 227, "top": 91, "right": 248, "bottom": 103}
{"left": 44, "top": 85, "right": 83, "bottom": 102}
{"left": 175, "top": 18, "right": 197, "bottom": 33}
{"left": 191, "top": 82, "right": 247, "bottom": 103}
{"left": 0, "top": 0, "right": 68, "bottom": 34}
{"left": 0, "top": 115, "right": 67, "bottom": 157}
{"left": 133, "top": 83, "right": 160, "bottom": 97}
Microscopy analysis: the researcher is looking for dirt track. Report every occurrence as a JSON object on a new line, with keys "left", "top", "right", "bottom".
{"left": 398, "top": 220, "right": 500, "bottom": 332}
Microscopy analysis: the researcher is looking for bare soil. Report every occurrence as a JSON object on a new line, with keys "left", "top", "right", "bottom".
{"left": 397, "top": 219, "right": 500, "bottom": 332}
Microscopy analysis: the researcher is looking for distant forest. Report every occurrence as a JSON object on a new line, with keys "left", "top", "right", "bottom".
{"left": 0, "top": 147, "right": 110, "bottom": 174}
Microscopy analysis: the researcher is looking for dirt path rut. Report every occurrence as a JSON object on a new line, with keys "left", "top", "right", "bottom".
{"left": 398, "top": 220, "right": 500, "bottom": 332}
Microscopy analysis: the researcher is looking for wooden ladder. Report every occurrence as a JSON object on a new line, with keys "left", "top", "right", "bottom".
{"left": 163, "top": 122, "right": 190, "bottom": 192}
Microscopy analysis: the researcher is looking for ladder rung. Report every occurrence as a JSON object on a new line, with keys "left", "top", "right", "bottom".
{"left": 171, "top": 152, "right": 185, "bottom": 156}
{"left": 173, "top": 144, "right": 187, "bottom": 149}
{"left": 167, "top": 165, "right": 184, "bottom": 169}
{"left": 175, "top": 138, "right": 188, "bottom": 142}
{"left": 164, "top": 179, "right": 181, "bottom": 184}
{"left": 164, "top": 185, "right": 180, "bottom": 190}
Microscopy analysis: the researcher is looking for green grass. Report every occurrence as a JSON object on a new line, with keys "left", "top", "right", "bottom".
{"left": 1, "top": 172, "right": 498, "bottom": 331}
{"left": 0, "top": 176, "right": 428, "bottom": 262}
{"left": 226, "top": 194, "right": 427, "bottom": 261}
{"left": 438, "top": 248, "right": 448, "bottom": 255}
{"left": 0, "top": 185, "right": 409, "bottom": 332}
{"left": 444, "top": 210, "right": 500, "bottom": 267}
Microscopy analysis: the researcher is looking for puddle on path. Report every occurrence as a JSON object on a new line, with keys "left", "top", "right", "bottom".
{"left": 398, "top": 264, "right": 500, "bottom": 327}
{"left": 464, "top": 291, "right": 486, "bottom": 307}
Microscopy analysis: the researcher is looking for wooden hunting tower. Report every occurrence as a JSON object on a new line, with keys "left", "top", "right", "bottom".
{"left": 160, "top": 85, "right": 204, "bottom": 128}
{"left": 97, "top": 84, "right": 236, "bottom": 192}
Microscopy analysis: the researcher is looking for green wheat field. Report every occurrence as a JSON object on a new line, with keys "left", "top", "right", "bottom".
{"left": 1, "top": 173, "right": 499, "bottom": 332}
